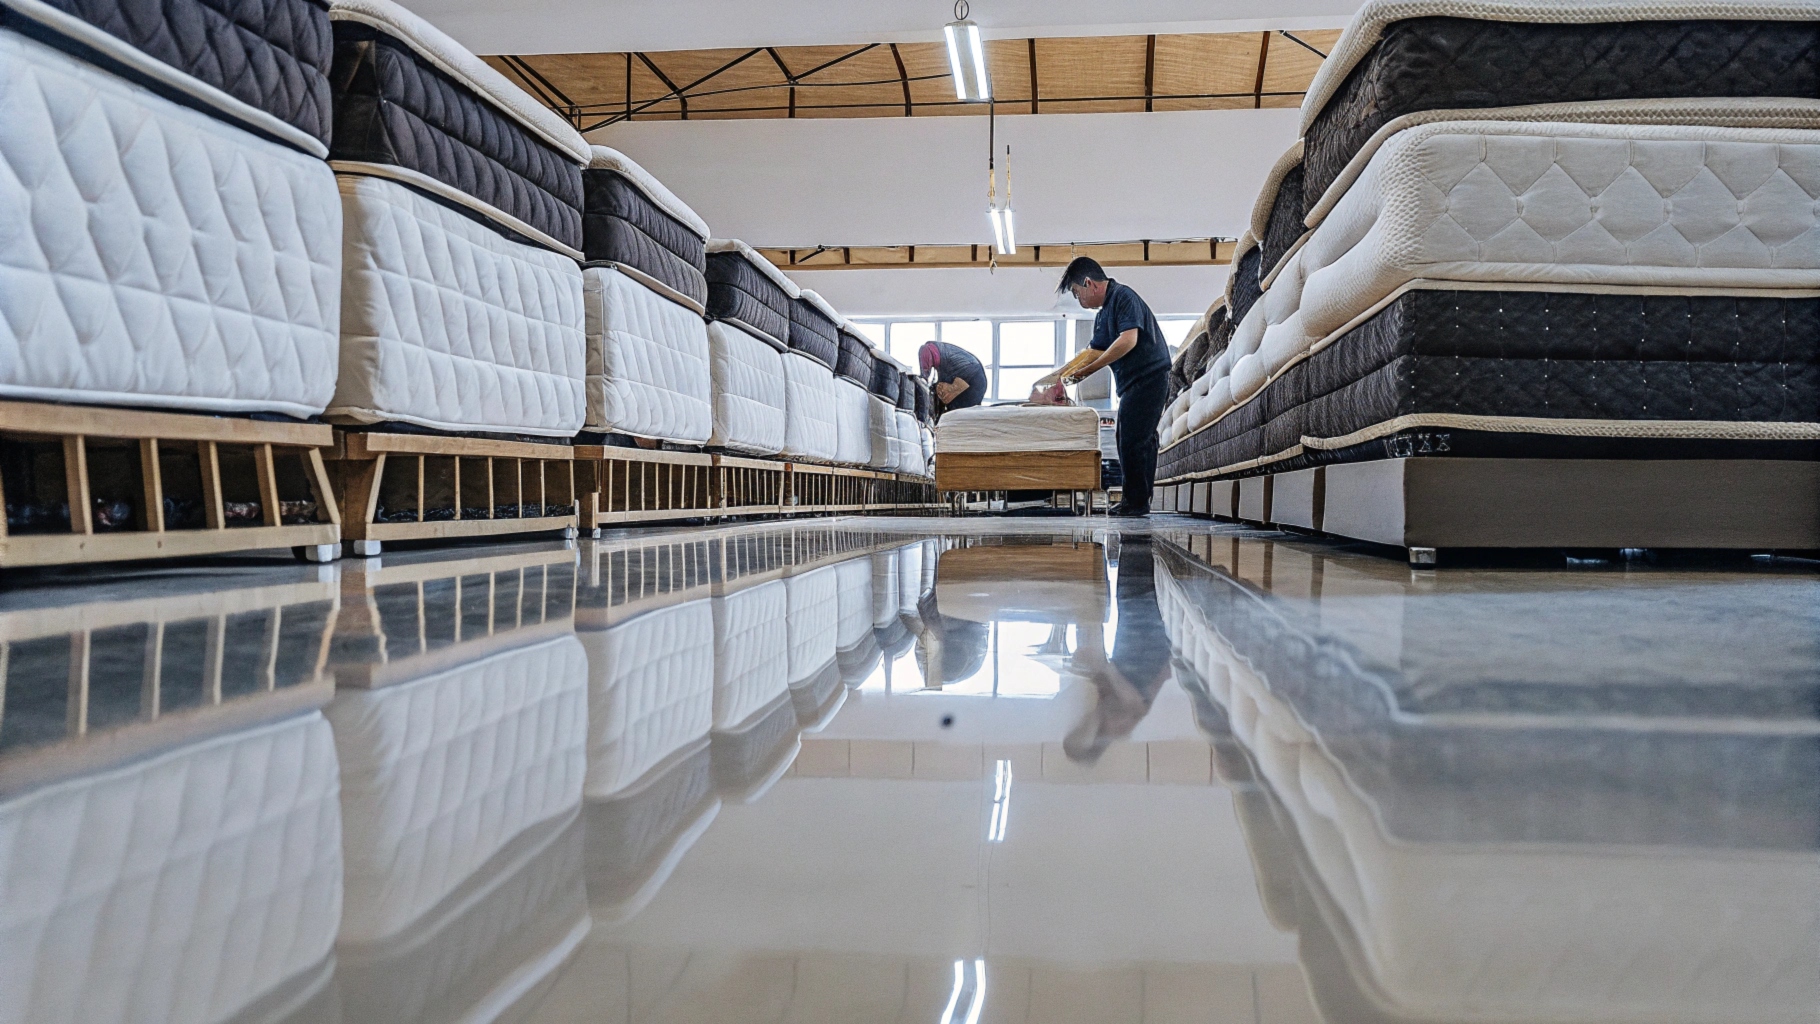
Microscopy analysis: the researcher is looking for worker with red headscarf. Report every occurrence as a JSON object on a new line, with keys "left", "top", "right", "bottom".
{"left": 919, "top": 340, "right": 989, "bottom": 420}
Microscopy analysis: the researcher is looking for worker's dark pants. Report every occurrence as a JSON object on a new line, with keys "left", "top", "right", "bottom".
{"left": 1115, "top": 372, "right": 1169, "bottom": 511}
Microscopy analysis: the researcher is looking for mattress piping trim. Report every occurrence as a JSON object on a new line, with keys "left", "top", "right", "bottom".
{"left": 708, "top": 238, "right": 802, "bottom": 298}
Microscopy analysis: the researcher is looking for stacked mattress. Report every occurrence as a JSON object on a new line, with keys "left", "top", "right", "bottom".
{"left": 705, "top": 240, "right": 794, "bottom": 455}
{"left": 865, "top": 347, "right": 903, "bottom": 471}
{"left": 582, "top": 147, "right": 713, "bottom": 444}
{"left": 936, "top": 405, "right": 1104, "bottom": 454}
{"left": 896, "top": 368, "right": 927, "bottom": 477}
{"left": 1158, "top": 0, "right": 1820, "bottom": 484}
{"left": 711, "top": 579, "right": 799, "bottom": 801}
{"left": 2, "top": 0, "right": 341, "bottom": 417}
{"left": 793, "top": 291, "right": 870, "bottom": 467}
{"left": 324, "top": 0, "right": 587, "bottom": 436}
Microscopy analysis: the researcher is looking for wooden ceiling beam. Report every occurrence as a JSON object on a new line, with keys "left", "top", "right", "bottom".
{"left": 635, "top": 52, "right": 686, "bottom": 119}
{"left": 1143, "top": 35, "right": 1156, "bottom": 113}
{"left": 890, "top": 43, "right": 911, "bottom": 116}
{"left": 1251, "top": 31, "right": 1270, "bottom": 109}
{"left": 1028, "top": 38, "right": 1039, "bottom": 114}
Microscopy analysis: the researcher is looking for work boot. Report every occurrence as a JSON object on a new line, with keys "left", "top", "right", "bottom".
{"left": 1107, "top": 504, "right": 1150, "bottom": 518}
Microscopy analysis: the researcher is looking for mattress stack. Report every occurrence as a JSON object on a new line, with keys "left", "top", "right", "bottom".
{"left": 794, "top": 290, "right": 872, "bottom": 467}
{"left": 709, "top": 241, "right": 835, "bottom": 462}
{"left": 914, "top": 377, "right": 937, "bottom": 474}
{"left": 704, "top": 239, "right": 791, "bottom": 454}
{"left": 2, "top": 0, "right": 342, "bottom": 418}
{"left": 1157, "top": 0, "right": 1820, "bottom": 499}
{"left": 581, "top": 146, "right": 715, "bottom": 445}
{"left": 896, "top": 366, "right": 928, "bottom": 477}
{"left": 864, "top": 342, "right": 904, "bottom": 471}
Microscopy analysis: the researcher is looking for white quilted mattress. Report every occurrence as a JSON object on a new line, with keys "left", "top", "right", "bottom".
{"left": 330, "top": 173, "right": 586, "bottom": 435}
{"left": 713, "top": 580, "right": 789, "bottom": 732}
{"left": 0, "top": 712, "right": 342, "bottom": 1024}
{"left": 328, "top": 634, "right": 588, "bottom": 946}
{"left": 580, "top": 599, "right": 715, "bottom": 800}
{"left": 706, "top": 321, "right": 786, "bottom": 455}
{"left": 584, "top": 266, "right": 712, "bottom": 443}
{"left": 784, "top": 565, "right": 839, "bottom": 686}
{"left": 833, "top": 555, "right": 875, "bottom": 652}
{"left": 936, "top": 404, "right": 1103, "bottom": 453}
{"left": 866, "top": 394, "right": 901, "bottom": 471}
{"left": 922, "top": 424, "right": 935, "bottom": 470}
{"left": 896, "top": 409, "right": 926, "bottom": 477}
{"left": 780, "top": 349, "right": 839, "bottom": 462}
{"left": 1171, "top": 120, "right": 1820, "bottom": 447}
{"left": 1, "top": 31, "right": 341, "bottom": 418}
{"left": 832, "top": 377, "right": 873, "bottom": 467}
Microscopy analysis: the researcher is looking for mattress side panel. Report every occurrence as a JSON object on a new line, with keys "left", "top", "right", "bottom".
{"left": 705, "top": 253, "right": 792, "bottom": 345}
{"left": 1259, "top": 163, "right": 1307, "bottom": 282}
{"left": 787, "top": 297, "right": 840, "bottom": 367}
{"left": 779, "top": 353, "right": 840, "bottom": 462}
{"left": 706, "top": 321, "right": 787, "bottom": 455}
{"left": 581, "top": 600, "right": 715, "bottom": 800}
{"left": 832, "top": 378, "right": 874, "bottom": 466}
{"left": 582, "top": 267, "right": 713, "bottom": 443}
{"left": 583, "top": 173, "right": 706, "bottom": 272}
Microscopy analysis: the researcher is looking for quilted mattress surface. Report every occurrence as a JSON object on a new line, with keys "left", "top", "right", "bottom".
{"left": 584, "top": 266, "right": 712, "bottom": 443}
{"left": 0, "top": 713, "right": 342, "bottom": 1024}
{"left": 330, "top": 172, "right": 586, "bottom": 435}
{"left": 833, "top": 377, "right": 874, "bottom": 466}
{"left": 936, "top": 404, "right": 1103, "bottom": 453}
{"left": 328, "top": 634, "right": 588, "bottom": 946}
{"left": 784, "top": 565, "right": 839, "bottom": 685}
{"left": 2, "top": 30, "right": 342, "bottom": 417}
{"left": 705, "top": 239, "right": 795, "bottom": 349}
{"left": 713, "top": 580, "right": 790, "bottom": 732}
{"left": 2, "top": 0, "right": 333, "bottom": 155}
{"left": 868, "top": 356, "right": 901, "bottom": 403}
{"left": 707, "top": 321, "right": 787, "bottom": 455}
{"left": 1173, "top": 119, "right": 1820, "bottom": 449}
{"left": 788, "top": 291, "right": 840, "bottom": 368}
{"left": 896, "top": 408, "right": 927, "bottom": 476}
{"left": 1228, "top": 239, "right": 1265, "bottom": 327}
{"left": 581, "top": 599, "right": 714, "bottom": 800}
{"left": 328, "top": 19, "right": 585, "bottom": 255}
{"left": 780, "top": 350, "right": 840, "bottom": 462}
{"left": 913, "top": 376, "right": 933, "bottom": 423}
{"left": 1303, "top": 5, "right": 1820, "bottom": 216}
{"left": 835, "top": 328, "right": 874, "bottom": 386}
{"left": 866, "top": 394, "right": 901, "bottom": 470}
{"left": 582, "top": 161, "right": 708, "bottom": 313}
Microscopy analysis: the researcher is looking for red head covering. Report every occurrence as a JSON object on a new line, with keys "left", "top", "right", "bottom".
{"left": 918, "top": 341, "right": 941, "bottom": 374}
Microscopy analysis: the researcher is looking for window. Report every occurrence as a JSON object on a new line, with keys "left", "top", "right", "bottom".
{"left": 998, "top": 321, "right": 1057, "bottom": 365}
{"left": 1159, "top": 317, "right": 1197, "bottom": 353}
{"left": 853, "top": 322, "right": 887, "bottom": 348}
{"left": 939, "top": 320, "right": 993, "bottom": 364}
{"left": 886, "top": 322, "right": 935, "bottom": 366}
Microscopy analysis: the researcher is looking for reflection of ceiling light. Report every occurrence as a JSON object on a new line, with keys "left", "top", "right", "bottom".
{"left": 945, "top": 1, "right": 990, "bottom": 101}
{"left": 987, "top": 759, "right": 1013, "bottom": 841}
{"left": 939, "top": 959, "right": 988, "bottom": 1024}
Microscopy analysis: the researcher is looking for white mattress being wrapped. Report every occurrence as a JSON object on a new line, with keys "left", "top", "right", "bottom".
{"left": 1178, "top": 120, "right": 1820, "bottom": 443}
{"left": 584, "top": 266, "right": 712, "bottom": 443}
{"left": 706, "top": 321, "right": 786, "bottom": 455}
{"left": 866, "top": 394, "right": 901, "bottom": 471}
{"left": 713, "top": 580, "right": 789, "bottom": 731}
{"left": 784, "top": 565, "right": 839, "bottom": 686}
{"left": 832, "top": 377, "right": 873, "bottom": 467}
{"left": 330, "top": 173, "right": 586, "bottom": 435}
{"left": 0, "top": 713, "right": 342, "bottom": 1024}
{"left": 780, "top": 349, "right": 839, "bottom": 462}
{"left": 580, "top": 599, "right": 715, "bottom": 800}
{"left": 329, "top": 635, "right": 588, "bottom": 946}
{"left": 935, "top": 404, "right": 1103, "bottom": 453}
{"left": 833, "top": 556, "right": 874, "bottom": 652}
{"left": 1, "top": 30, "right": 341, "bottom": 418}
{"left": 895, "top": 409, "right": 925, "bottom": 477}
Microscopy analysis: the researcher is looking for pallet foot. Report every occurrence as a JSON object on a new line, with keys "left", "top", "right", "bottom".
{"left": 1408, "top": 546, "right": 1438, "bottom": 567}
{"left": 590, "top": 528, "right": 602, "bottom": 539}
{"left": 292, "top": 544, "right": 339, "bottom": 564}
{"left": 563, "top": 525, "right": 579, "bottom": 540}
{"left": 348, "top": 539, "right": 383, "bottom": 557}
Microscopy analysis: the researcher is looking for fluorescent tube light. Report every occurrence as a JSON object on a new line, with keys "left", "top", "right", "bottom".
{"left": 944, "top": 24, "right": 968, "bottom": 100}
{"left": 967, "top": 24, "right": 990, "bottom": 101}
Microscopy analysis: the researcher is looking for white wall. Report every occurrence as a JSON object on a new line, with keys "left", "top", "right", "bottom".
{"left": 787, "top": 263, "right": 1229, "bottom": 319}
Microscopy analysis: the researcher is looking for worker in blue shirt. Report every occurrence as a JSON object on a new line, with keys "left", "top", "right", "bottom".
{"left": 1058, "top": 257, "right": 1172, "bottom": 517}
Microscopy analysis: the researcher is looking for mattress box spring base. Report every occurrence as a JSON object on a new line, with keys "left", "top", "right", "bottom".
{"left": 936, "top": 451, "right": 1102, "bottom": 493}
{"left": 787, "top": 463, "right": 888, "bottom": 514}
{"left": 327, "top": 430, "right": 579, "bottom": 550}
{"left": 0, "top": 400, "right": 342, "bottom": 567}
{"left": 576, "top": 444, "right": 715, "bottom": 529}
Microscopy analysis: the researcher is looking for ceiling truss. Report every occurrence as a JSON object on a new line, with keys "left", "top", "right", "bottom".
{"left": 760, "top": 238, "right": 1238, "bottom": 271}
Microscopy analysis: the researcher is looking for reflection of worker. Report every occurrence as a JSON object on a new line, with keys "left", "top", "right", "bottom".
{"left": 1058, "top": 257, "right": 1172, "bottom": 517}
{"left": 919, "top": 341, "right": 988, "bottom": 419}
{"left": 1063, "top": 536, "right": 1173, "bottom": 764}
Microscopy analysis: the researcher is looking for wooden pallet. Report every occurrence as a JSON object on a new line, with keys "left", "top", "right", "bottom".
{"left": 328, "top": 431, "right": 578, "bottom": 555}
{"left": 713, "top": 454, "right": 788, "bottom": 518}
{"left": 577, "top": 445, "right": 718, "bottom": 529}
{"left": 0, "top": 400, "right": 341, "bottom": 567}
{"left": 789, "top": 464, "right": 880, "bottom": 514}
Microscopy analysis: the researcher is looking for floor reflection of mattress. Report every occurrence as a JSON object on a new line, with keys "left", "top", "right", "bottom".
{"left": 784, "top": 565, "right": 839, "bottom": 686}
{"left": 0, "top": 713, "right": 342, "bottom": 1024}
{"left": 833, "top": 556, "right": 881, "bottom": 685}
{"left": 1152, "top": 552, "right": 1820, "bottom": 1024}
{"left": 933, "top": 542, "right": 1108, "bottom": 625}
{"left": 584, "top": 737, "right": 719, "bottom": 925}
{"left": 580, "top": 599, "right": 715, "bottom": 801}
{"left": 789, "top": 659, "right": 846, "bottom": 732}
{"left": 328, "top": 634, "right": 588, "bottom": 948}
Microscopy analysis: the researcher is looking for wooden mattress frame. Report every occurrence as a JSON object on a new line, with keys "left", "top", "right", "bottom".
{"left": 936, "top": 450, "right": 1102, "bottom": 493}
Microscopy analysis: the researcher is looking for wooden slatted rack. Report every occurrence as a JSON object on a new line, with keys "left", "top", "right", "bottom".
{"left": 713, "top": 454, "right": 788, "bottom": 518}
{"left": 577, "top": 446, "right": 718, "bottom": 529}
{"left": 328, "top": 431, "right": 578, "bottom": 556}
{"left": 0, "top": 400, "right": 341, "bottom": 567}
{"left": 789, "top": 464, "right": 881, "bottom": 514}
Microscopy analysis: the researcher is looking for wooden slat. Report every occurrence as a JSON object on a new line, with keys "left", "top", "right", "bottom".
{"left": 62, "top": 436, "right": 92, "bottom": 536}
{"left": 139, "top": 439, "right": 165, "bottom": 532}
{"left": 0, "top": 525, "right": 340, "bottom": 568}
{"left": 341, "top": 431, "right": 573, "bottom": 461}
{"left": 200, "top": 441, "right": 225, "bottom": 530}
{"left": 305, "top": 448, "right": 340, "bottom": 527}
{"left": 255, "top": 443, "right": 282, "bottom": 527}
{"left": 936, "top": 450, "right": 1101, "bottom": 492}
{"left": 0, "top": 400, "right": 332, "bottom": 446}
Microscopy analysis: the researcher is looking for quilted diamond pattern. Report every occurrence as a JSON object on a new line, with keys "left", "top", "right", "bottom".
{"left": 330, "top": 173, "right": 585, "bottom": 435}
{"left": 779, "top": 350, "right": 838, "bottom": 462}
{"left": 787, "top": 295, "right": 839, "bottom": 368}
{"left": 832, "top": 376, "right": 873, "bottom": 466}
{"left": 0, "top": 713, "right": 341, "bottom": 1024}
{"left": 897, "top": 408, "right": 927, "bottom": 476}
{"left": 1, "top": 31, "right": 340, "bottom": 415}
{"left": 1229, "top": 246, "right": 1264, "bottom": 325}
{"left": 583, "top": 266, "right": 712, "bottom": 443}
{"left": 581, "top": 599, "right": 714, "bottom": 799}
{"left": 27, "top": 0, "right": 334, "bottom": 145}
{"left": 866, "top": 394, "right": 900, "bottom": 470}
{"left": 1260, "top": 163, "right": 1307, "bottom": 282}
{"left": 328, "top": 633, "right": 587, "bottom": 945}
{"left": 1307, "top": 17, "right": 1820, "bottom": 216}
{"left": 706, "top": 321, "right": 785, "bottom": 455}
{"left": 582, "top": 170, "right": 706, "bottom": 308}
{"left": 705, "top": 249, "right": 791, "bottom": 348}
{"left": 713, "top": 580, "right": 789, "bottom": 731}
{"left": 784, "top": 566, "right": 838, "bottom": 685}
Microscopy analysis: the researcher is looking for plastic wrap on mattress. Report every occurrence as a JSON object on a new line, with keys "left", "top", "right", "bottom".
{"left": 835, "top": 328, "right": 874, "bottom": 387}
{"left": 583, "top": 266, "right": 712, "bottom": 443}
{"left": 326, "top": 10, "right": 584, "bottom": 255}
{"left": 328, "top": 634, "right": 588, "bottom": 946}
{"left": 1302, "top": 5, "right": 1820, "bottom": 218}
{"left": 833, "top": 376, "right": 873, "bottom": 467}
{"left": 330, "top": 173, "right": 586, "bottom": 435}
{"left": 780, "top": 350, "right": 839, "bottom": 462}
{"left": 866, "top": 394, "right": 901, "bottom": 471}
{"left": 713, "top": 580, "right": 789, "bottom": 732}
{"left": 2, "top": 30, "right": 343, "bottom": 417}
{"left": 784, "top": 565, "right": 838, "bottom": 686}
{"left": 896, "top": 408, "right": 925, "bottom": 476}
{"left": 788, "top": 292, "right": 840, "bottom": 368}
{"left": 706, "top": 321, "right": 786, "bottom": 455}
{"left": 1, "top": 0, "right": 333, "bottom": 154}
{"left": 705, "top": 239, "right": 795, "bottom": 350}
{"left": 580, "top": 599, "right": 714, "bottom": 800}
{"left": 582, "top": 164, "right": 708, "bottom": 314}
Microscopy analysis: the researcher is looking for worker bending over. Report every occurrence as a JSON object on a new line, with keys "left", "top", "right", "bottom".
{"left": 1058, "top": 257, "right": 1170, "bottom": 517}
{"left": 919, "top": 340, "right": 988, "bottom": 420}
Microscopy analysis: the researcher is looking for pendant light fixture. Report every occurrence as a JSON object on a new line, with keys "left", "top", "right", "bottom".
{"left": 987, "top": 103, "right": 1015, "bottom": 257}
{"left": 945, "top": 0, "right": 990, "bottom": 102}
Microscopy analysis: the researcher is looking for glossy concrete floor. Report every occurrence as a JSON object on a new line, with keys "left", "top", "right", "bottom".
{"left": 0, "top": 517, "right": 1814, "bottom": 1024}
